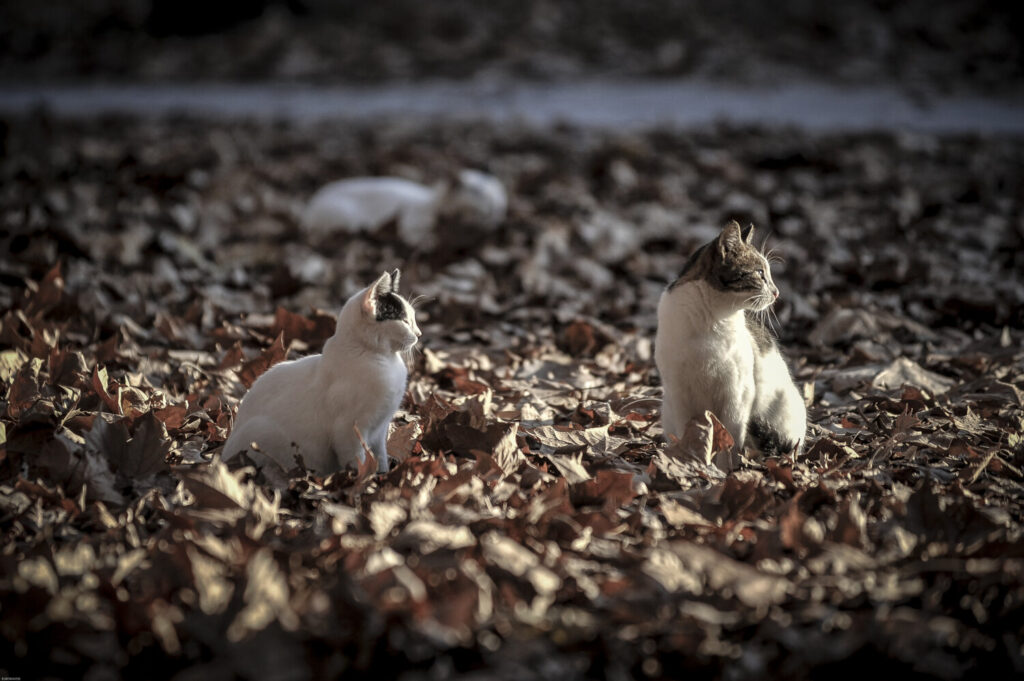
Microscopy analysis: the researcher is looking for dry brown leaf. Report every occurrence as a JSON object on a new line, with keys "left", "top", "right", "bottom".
{"left": 237, "top": 332, "right": 287, "bottom": 389}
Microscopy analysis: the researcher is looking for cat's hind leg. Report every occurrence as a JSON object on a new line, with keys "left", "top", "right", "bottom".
{"left": 222, "top": 417, "right": 296, "bottom": 472}
{"left": 338, "top": 421, "right": 390, "bottom": 473}
{"left": 716, "top": 403, "right": 751, "bottom": 452}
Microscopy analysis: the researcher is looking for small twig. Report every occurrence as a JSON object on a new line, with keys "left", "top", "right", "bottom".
{"left": 959, "top": 450, "right": 996, "bottom": 485}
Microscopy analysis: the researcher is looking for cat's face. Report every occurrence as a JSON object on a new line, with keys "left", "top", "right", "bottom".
{"left": 711, "top": 221, "right": 778, "bottom": 311}
{"left": 671, "top": 220, "right": 779, "bottom": 311}
{"left": 360, "top": 270, "right": 421, "bottom": 353}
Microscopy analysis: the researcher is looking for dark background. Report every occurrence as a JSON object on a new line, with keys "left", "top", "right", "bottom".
{"left": 2, "top": 0, "right": 1024, "bottom": 93}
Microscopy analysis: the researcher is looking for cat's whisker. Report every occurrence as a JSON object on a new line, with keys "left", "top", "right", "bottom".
{"left": 767, "top": 306, "right": 782, "bottom": 335}
{"left": 763, "top": 247, "right": 784, "bottom": 266}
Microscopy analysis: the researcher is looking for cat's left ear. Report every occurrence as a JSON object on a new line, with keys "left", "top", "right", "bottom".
{"left": 742, "top": 223, "right": 755, "bottom": 245}
{"left": 361, "top": 271, "right": 392, "bottom": 316}
{"left": 391, "top": 269, "right": 401, "bottom": 292}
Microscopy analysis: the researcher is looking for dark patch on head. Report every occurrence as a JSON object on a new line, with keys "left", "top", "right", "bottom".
{"left": 711, "top": 248, "right": 766, "bottom": 292}
{"left": 375, "top": 292, "right": 405, "bottom": 321}
{"left": 668, "top": 225, "right": 768, "bottom": 293}
{"left": 744, "top": 311, "right": 777, "bottom": 353}
{"left": 668, "top": 242, "right": 711, "bottom": 290}
{"left": 748, "top": 417, "right": 799, "bottom": 456}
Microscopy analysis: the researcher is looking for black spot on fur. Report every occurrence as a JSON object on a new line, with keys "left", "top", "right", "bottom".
{"left": 668, "top": 242, "right": 710, "bottom": 290}
{"left": 375, "top": 293, "right": 405, "bottom": 321}
{"left": 748, "top": 417, "right": 798, "bottom": 456}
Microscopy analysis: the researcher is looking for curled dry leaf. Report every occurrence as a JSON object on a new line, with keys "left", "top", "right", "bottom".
{"left": 237, "top": 332, "right": 288, "bottom": 389}
{"left": 666, "top": 410, "right": 735, "bottom": 468}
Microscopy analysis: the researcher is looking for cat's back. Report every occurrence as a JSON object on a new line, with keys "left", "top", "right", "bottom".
{"left": 310, "top": 177, "right": 436, "bottom": 211}
{"left": 236, "top": 354, "right": 321, "bottom": 416}
{"left": 303, "top": 177, "right": 437, "bottom": 232}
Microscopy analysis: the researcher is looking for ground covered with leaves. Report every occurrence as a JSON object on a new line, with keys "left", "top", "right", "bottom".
{"left": 1, "top": 116, "right": 1023, "bottom": 680}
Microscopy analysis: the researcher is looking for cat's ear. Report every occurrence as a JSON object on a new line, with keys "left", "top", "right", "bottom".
{"left": 719, "top": 220, "right": 743, "bottom": 255}
{"left": 742, "top": 223, "right": 755, "bottom": 245}
{"left": 361, "top": 271, "right": 392, "bottom": 316}
{"left": 391, "top": 269, "right": 401, "bottom": 292}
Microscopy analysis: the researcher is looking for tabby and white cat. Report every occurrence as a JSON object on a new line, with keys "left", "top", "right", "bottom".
{"left": 223, "top": 270, "right": 420, "bottom": 474}
{"left": 655, "top": 221, "right": 806, "bottom": 455}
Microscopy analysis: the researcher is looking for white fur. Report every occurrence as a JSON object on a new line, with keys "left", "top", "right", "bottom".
{"left": 751, "top": 344, "right": 807, "bottom": 453}
{"left": 301, "top": 171, "right": 507, "bottom": 246}
{"left": 656, "top": 280, "right": 758, "bottom": 448}
{"left": 223, "top": 272, "right": 420, "bottom": 474}
{"left": 301, "top": 177, "right": 442, "bottom": 246}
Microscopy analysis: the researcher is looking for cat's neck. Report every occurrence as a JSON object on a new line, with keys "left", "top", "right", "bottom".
{"left": 321, "top": 304, "right": 393, "bottom": 361}
{"left": 663, "top": 280, "right": 745, "bottom": 332}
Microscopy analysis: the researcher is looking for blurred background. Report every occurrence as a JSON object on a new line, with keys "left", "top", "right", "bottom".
{"left": 2, "top": 0, "right": 1023, "bottom": 93}
{"left": 1, "top": 0, "right": 1022, "bottom": 333}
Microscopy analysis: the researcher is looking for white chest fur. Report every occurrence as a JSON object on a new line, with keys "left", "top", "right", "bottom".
{"left": 655, "top": 281, "right": 758, "bottom": 448}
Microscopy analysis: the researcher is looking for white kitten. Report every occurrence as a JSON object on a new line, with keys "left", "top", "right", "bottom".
{"left": 655, "top": 221, "right": 806, "bottom": 455}
{"left": 223, "top": 270, "right": 420, "bottom": 474}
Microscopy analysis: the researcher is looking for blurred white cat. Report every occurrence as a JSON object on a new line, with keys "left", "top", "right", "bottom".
{"left": 301, "top": 169, "right": 507, "bottom": 247}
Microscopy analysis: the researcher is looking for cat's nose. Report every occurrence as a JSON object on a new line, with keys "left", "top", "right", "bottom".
{"left": 772, "top": 286, "right": 779, "bottom": 299}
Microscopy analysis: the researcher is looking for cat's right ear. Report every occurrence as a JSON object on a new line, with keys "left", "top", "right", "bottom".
{"left": 719, "top": 220, "right": 743, "bottom": 256}
{"left": 362, "top": 271, "right": 392, "bottom": 316}
{"left": 741, "top": 223, "right": 756, "bottom": 245}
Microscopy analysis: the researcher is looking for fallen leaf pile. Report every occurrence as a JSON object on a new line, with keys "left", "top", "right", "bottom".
{"left": 1, "top": 115, "right": 1022, "bottom": 679}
